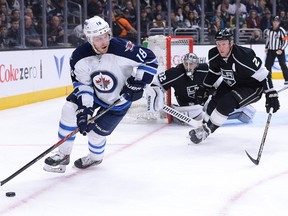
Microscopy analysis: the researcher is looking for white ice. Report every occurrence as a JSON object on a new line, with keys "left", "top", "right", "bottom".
{"left": 1, "top": 80, "right": 288, "bottom": 216}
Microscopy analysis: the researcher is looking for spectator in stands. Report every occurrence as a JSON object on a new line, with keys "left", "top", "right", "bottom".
{"left": 246, "top": 9, "right": 261, "bottom": 28}
{"left": 217, "top": 0, "right": 234, "bottom": 17}
{"left": 217, "top": 0, "right": 233, "bottom": 25}
{"left": 184, "top": 10, "right": 198, "bottom": 28}
{"left": 10, "top": 8, "right": 19, "bottom": 21}
{"left": 7, "top": 0, "right": 20, "bottom": 10}
{"left": 188, "top": 0, "right": 201, "bottom": 16}
{"left": 230, "top": 13, "right": 247, "bottom": 29}
{"left": 24, "top": 15, "right": 42, "bottom": 47}
{"left": 231, "top": 0, "right": 247, "bottom": 18}
{"left": 0, "top": 2, "right": 10, "bottom": 27}
{"left": 175, "top": 6, "right": 184, "bottom": 24}
{"left": 87, "top": 0, "right": 103, "bottom": 18}
{"left": 25, "top": 7, "right": 41, "bottom": 34}
{"left": 175, "top": 0, "right": 185, "bottom": 10}
{"left": 7, "top": 18, "right": 20, "bottom": 47}
{"left": 0, "top": 24, "right": 9, "bottom": 48}
{"left": 122, "top": 8, "right": 135, "bottom": 27}
{"left": 123, "top": 0, "right": 136, "bottom": 26}
{"left": 112, "top": 9, "right": 137, "bottom": 42}
{"left": 140, "top": 9, "right": 149, "bottom": 39}
{"left": 183, "top": 3, "right": 191, "bottom": 21}
{"left": 170, "top": 11, "right": 181, "bottom": 30}
{"left": 47, "top": 15, "right": 64, "bottom": 46}
{"left": 245, "top": 0, "right": 262, "bottom": 15}
{"left": 152, "top": 13, "right": 166, "bottom": 28}
{"left": 279, "top": 9, "right": 288, "bottom": 30}
{"left": 260, "top": 9, "right": 273, "bottom": 31}
{"left": 210, "top": 10, "right": 226, "bottom": 29}
{"left": 144, "top": 5, "right": 154, "bottom": 23}
{"left": 209, "top": 16, "right": 222, "bottom": 34}
{"left": 153, "top": 3, "right": 166, "bottom": 20}
{"left": 246, "top": 29, "right": 265, "bottom": 44}
{"left": 47, "top": 0, "right": 64, "bottom": 21}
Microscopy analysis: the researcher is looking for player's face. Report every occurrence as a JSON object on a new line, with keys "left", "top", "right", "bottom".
{"left": 216, "top": 40, "right": 232, "bottom": 57}
{"left": 92, "top": 33, "right": 110, "bottom": 54}
{"left": 184, "top": 62, "right": 198, "bottom": 72}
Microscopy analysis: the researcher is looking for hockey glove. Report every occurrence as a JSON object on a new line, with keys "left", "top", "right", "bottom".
{"left": 76, "top": 106, "right": 95, "bottom": 136}
{"left": 120, "top": 77, "right": 146, "bottom": 102}
{"left": 195, "top": 84, "right": 212, "bottom": 105}
{"left": 265, "top": 90, "right": 280, "bottom": 113}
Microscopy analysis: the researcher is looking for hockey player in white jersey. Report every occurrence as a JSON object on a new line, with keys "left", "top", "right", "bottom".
{"left": 43, "top": 16, "right": 158, "bottom": 173}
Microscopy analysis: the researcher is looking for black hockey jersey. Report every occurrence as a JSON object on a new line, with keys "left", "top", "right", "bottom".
{"left": 158, "top": 63, "right": 209, "bottom": 105}
{"left": 205, "top": 45, "right": 273, "bottom": 91}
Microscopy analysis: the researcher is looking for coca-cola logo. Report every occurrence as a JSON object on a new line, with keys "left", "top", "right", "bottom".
{"left": 0, "top": 64, "right": 39, "bottom": 83}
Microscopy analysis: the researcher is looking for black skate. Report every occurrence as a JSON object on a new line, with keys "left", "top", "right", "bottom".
{"left": 74, "top": 155, "right": 102, "bottom": 169}
{"left": 43, "top": 152, "right": 70, "bottom": 173}
{"left": 189, "top": 124, "right": 211, "bottom": 144}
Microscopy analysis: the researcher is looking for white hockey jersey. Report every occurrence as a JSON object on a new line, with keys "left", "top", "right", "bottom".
{"left": 70, "top": 37, "right": 158, "bottom": 110}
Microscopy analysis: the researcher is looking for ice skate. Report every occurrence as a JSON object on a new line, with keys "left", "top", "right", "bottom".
{"left": 74, "top": 155, "right": 102, "bottom": 169}
{"left": 43, "top": 152, "right": 70, "bottom": 173}
{"left": 189, "top": 124, "right": 211, "bottom": 144}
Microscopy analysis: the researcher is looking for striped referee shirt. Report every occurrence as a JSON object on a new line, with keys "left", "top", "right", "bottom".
{"left": 265, "top": 26, "right": 288, "bottom": 50}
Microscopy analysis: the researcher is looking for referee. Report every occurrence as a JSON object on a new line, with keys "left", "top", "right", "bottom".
{"left": 265, "top": 16, "right": 288, "bottom": 85}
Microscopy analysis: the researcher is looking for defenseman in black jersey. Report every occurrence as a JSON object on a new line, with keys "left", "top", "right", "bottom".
{"left": 189, "top": 28, "right": 280, "bottom": 144}
{"left": 146, "top": 52, "right": 256, "bottom": 124}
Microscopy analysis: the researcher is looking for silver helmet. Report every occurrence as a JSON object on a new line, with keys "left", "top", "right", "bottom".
{"left": 183, "top": 53, "right": 199, "bottom": 78}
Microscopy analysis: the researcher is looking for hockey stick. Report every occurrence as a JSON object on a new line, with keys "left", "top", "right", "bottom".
{"left": 0, "top": 97, "right": 123, "bottom": 186}
{"left": 244, "top": 86, "right": 288, "bottom": 165}
{"left": 245, "top": 108, "right": 273, "bottom": 165}
{"left": 162, "top": 105, "right": 202, "bottom": 128}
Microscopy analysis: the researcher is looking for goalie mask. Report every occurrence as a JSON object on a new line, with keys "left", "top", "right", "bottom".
{"left": 83, "top": 16, "right": 111, "bottom": 54}
{"left": 183, "top": 53, "right": 199, "bottom": 79}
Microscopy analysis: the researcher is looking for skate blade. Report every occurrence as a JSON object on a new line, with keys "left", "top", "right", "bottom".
{"left": 43, "top": 164, "right": 66, "bottom": 173}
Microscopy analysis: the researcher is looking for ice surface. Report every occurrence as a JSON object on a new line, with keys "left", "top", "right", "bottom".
{"left": 0, "top": 80, "right": 288, "bottom": 216}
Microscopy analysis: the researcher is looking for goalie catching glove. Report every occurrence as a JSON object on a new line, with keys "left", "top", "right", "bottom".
{"left": 76, "top": 106, "right": 95, "bottom": 135}
{"left": 265, "top": 90, "right": 280, "bottom": 113}
{"left": 120, "top": 77, "right": 146, "bottom": 102}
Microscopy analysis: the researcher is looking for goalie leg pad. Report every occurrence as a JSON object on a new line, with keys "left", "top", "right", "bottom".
{"left": 171, "top": 104, "right": 203, "bottom": 124}
{"left": 228, "top": 105, "right": 256, "bottom": 123}
{"left": 145, "top": 86, "right": 165, "bottom": 112}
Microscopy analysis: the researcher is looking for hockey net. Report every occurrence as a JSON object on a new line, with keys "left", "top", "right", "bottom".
{"left": 122, "top": 35, "right": 193, "bottom": 124}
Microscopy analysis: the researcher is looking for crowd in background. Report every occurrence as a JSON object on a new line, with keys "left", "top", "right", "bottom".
{"left": 0, "top": 0, "right": 288, "bottom": 49}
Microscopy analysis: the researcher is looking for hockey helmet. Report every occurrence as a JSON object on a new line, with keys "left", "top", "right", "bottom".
{"left": 183, "top": 53, "right": 199, "bottom": 78}
{"left": 83, "top": 16, "right": 111, "bottom": 39}
{"left": 215, "top": 28, "right": 233, "bottom": 41}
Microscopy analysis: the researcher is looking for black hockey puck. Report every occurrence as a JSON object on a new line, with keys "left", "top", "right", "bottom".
{"left": 6, "top": 192, "right": 16, "bottom": 197}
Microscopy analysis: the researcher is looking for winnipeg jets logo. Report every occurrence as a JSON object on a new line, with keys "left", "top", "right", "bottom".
{"left": 91, "top": 71, "right": 118, "bottom": 93}
{"left": 125, "top": 41, "right": 134, "bottom": 52}
{"left": 95, "top": 73, "right": 110, "bottom": 89}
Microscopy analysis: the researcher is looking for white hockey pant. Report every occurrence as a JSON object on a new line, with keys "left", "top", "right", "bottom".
{"left": 58, "top": 101, "right": 106, "bottom": 161}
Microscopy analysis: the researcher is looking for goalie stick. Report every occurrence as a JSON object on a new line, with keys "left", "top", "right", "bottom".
{"left": 162, "top": 105, "right": 202, "bottom": 128}
{"left": 0, "top": 97, "right": 123, "bottom": 186}
{"left": 245, "top": 86, "right": 288, "bottom": 165}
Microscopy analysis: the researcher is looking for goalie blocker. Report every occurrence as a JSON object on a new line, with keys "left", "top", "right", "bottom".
{"left": 145, "top": 86, "right": 256, "bottom": 125}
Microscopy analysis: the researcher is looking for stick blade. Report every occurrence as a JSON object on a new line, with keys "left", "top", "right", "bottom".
{"left": 245, "top": 150, "right": 260, "bottom": 165}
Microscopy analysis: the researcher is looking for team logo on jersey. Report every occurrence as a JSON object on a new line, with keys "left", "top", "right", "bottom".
{"left": 221, "top": 68, "right": 236, "bottom": 86}
{"left": 187, "top": 85, "right": 197, "bottom": 98}
{"left": 125, "top": 41, "right": 134, "bottom": 52}
{"left": 91, "top": 70, "right": 118, "bottom": 93}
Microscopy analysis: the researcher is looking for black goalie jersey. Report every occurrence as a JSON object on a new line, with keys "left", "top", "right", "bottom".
{"left": 157, "top": 63, "right": 209, "bottom": 106}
